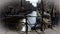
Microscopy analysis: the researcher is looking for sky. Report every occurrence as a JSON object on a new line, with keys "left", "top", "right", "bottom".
{"left": 26, "top": 0, "right": 39, "bottom": 7}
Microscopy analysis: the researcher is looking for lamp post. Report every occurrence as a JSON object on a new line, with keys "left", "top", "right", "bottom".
{"left": 40, "top": 0, "right": 44, "bottom": 31}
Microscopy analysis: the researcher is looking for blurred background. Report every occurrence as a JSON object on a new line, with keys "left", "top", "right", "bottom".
{"left": 0, "top": 0, "right": 60, "bottom": 34}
